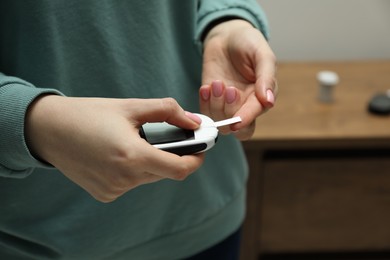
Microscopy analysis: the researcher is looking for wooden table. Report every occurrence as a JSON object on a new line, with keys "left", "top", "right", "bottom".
{"left": 240, "top": 61, "right": 390, "bottom": 260}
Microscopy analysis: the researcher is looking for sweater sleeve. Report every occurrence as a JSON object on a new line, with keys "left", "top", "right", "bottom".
{"left": 195, "top": 0, "right": 270, "bottom": 48}
{"left": 0, "top": 73, "right": 63, "bottom": 178}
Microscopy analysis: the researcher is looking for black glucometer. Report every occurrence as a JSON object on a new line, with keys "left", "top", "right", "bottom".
{"left": 139, "top": 114, "right": 241, "bottom": 156}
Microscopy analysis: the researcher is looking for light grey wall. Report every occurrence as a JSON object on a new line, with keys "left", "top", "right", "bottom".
{"left": 259, "top": 0, "right": 390, "bottom": 61}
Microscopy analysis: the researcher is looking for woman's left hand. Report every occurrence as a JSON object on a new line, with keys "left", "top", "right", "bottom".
{"left": 200, "top": 19, "right": 278, "bottom": 140}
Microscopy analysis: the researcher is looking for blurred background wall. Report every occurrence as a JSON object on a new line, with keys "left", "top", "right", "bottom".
{"left": 258, "top": 0, "right": 390, "bottom": 61}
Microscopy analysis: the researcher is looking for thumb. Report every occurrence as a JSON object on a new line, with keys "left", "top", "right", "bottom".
{"left": 253, "top": 34, "right": 277, "bottom": 109}
{"left": 130, "top": 98, "right": 201, "bottom": 130}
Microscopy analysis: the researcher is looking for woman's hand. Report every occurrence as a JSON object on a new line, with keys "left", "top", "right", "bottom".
{"left": 25, "top": 96, "right": 204, "bottom": 202}
{"left": 200, "top": 19, "right": 278, "bottom": 140}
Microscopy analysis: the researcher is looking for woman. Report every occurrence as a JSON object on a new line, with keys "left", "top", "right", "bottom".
{"left": 0, "top": 1, "right": 276, "bottom": 259}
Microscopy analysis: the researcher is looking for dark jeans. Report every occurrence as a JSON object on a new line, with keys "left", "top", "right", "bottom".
{"left": 184, "top": 228, "right": 241, "bottom": 260}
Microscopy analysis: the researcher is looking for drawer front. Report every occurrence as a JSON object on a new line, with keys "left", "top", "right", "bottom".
{"left": 260, "top": 149, "right": 390, "bottom": 253}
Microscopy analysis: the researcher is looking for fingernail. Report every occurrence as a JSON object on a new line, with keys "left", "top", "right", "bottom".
{"left": 185, "top": 111, "right": 202, "bottom": 124}
{"left": 212, "top": 80, "right": 223, "bottom": 97}
{"left": 200, "top": 86, "right": 210, "bottom": 101}
{"left": 266, "top": 89, "right": 275, "bottom": 105}
{"left": 225, "top": 87, "right": 237, "bottom": 104}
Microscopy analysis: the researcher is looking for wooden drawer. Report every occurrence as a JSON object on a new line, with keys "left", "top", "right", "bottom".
{"left": 259, "top": 149, "right": 390, "bottom": 253}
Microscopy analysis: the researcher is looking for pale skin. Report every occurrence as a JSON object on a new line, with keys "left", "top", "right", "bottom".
{"left": 25, "top": 19, "right": 277, "bottom": 202}
{"left": 200, "top": 19, "right": 277, "bottom": 139}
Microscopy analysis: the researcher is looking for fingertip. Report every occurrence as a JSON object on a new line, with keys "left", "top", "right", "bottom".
{"left": 256, "top": 74, "right": 277, "bottom": 109}
{"left": 266, "top": 89, "right": 275, "bottom": 107}
{"left": 225, "top": 86, "right": 237, "bottom": 104}
{"left": 199, "top": 85, "right": 210, "bottom": 101}
{"left": 229, "top": 115, "right": 256, "bottom": 140}
{"left": 185, "top": 111, "right": 202, "bottom": 125}
{"left": 230, "top": 94, "right": 262, "bottom": 131}
{"left": 255, "top": 88, "right": 274, "bottom": 109}
{"left": 190, "top": 152, "right": 206, "bottom": 168}
{"left": 211, "top": 80, "right": 224, "bottom": 97}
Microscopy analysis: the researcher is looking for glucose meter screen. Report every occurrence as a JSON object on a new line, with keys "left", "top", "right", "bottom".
{"left": 142, "top": 124, "right": 195, "bottom": 145}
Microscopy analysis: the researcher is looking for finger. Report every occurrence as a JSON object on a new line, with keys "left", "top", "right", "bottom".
{"left": 230, "top": 94, "right": 263, "bottom": 133}
{"left": 253, "top": 37, "right": 277, "bottom": 108}
{"left": 141, "top": 145, "right": 205, "bottom": 180}
{"left": 199, "top": 84, "right": 211, "bottom": 116}
{"left": 88, "top": 173, "right": 164, "bottom": 203}
{"left": 224, "top": 86, "right": 239, "bottom": 117}
{"left": 209, "top": 80, "right": 226, "bottom": 121}
{"left": 219, "top": 86, "right": 241, "bottom": 134}
{"left": 255, "top": 74, "right": 277, "bottom": 109}
{"left": 129, "top": 98, "right": 200, "bottom": 130}
{"left": 233, "top": 121, "right": 256, "bottom": 141}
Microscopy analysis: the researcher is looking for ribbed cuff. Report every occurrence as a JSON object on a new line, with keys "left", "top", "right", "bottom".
{"left": 0, "top": 82, "right": 63, "bottom": 178}
{"left": 195, "top": 5, "right": 269, "bottom": 53}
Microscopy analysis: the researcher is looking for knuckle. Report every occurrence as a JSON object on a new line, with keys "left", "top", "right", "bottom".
{"left": 110, "top": 149, "right": 148, "bottom": 188}
{"left": 125, "top": 178, "right": 141, "bottom": 189}
{"left": 108, "top": 171, "right": 141, "bottom": 195}
{"left": 95, "top": 177, "right": 129, "bottom": 203}
{"left": 93, "top": 193, "right": 118, "bottom": 203}
{"left": 268, "top": 77, "right": 277, "bottom": 90}
{"left": 261, "top": 48, "right": 276, "bottom": 63}
{"left": 161, "top": 97, "right": 178, "bottom": 112}
{"left": 268, "top": 52, "right": 277, "bottom": 63}
{"left": 172, "top": 165, "right": 191, "bottom": 181}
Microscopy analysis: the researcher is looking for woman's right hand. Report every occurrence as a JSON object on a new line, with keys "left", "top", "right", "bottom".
{"left": 25, "top": 96, "right": 204, "bottom": 202}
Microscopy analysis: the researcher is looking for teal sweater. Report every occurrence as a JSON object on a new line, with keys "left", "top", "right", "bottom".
{"left": 0, "top": 1, "right": 268, "bottom": 259}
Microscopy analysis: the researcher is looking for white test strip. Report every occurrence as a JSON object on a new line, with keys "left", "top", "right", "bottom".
{"left": 214, "top": 116, "right": 242, "bottom": 128}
